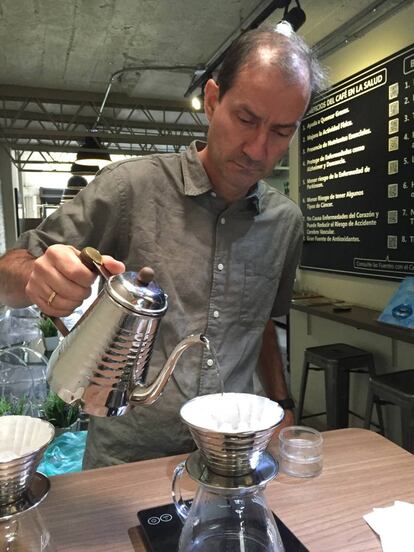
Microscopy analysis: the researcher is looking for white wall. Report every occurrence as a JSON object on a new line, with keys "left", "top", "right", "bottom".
{"left": 289, "top": 3, "right": 414, "bottom": 446}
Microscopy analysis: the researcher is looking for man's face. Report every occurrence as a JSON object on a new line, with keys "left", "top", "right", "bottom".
{"left": 200, "top": 62, "right": 311, "bottom": 202}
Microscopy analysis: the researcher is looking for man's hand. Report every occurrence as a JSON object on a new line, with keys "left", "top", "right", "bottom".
{"left": 25, "top": 244, "right": 125, "bottom": 317}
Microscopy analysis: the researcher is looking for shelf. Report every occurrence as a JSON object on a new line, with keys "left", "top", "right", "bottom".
{"left": 291, "top": 300, "right": 414, "bottom": 345}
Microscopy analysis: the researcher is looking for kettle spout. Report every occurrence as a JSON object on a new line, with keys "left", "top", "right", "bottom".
{"left": 129, "top": 334, "right": 208, "bottom": 406}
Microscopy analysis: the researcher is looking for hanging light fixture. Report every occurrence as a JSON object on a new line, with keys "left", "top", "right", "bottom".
{"left": 70, "top": 162, "right": 100, "bottom": 175}
{"left": 75, "top": 136, "right": 111, "bottom": 168}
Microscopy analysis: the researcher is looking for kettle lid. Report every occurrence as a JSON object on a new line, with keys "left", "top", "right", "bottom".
{"left": 107, "top": 268, "right": 167, "bottom": 316}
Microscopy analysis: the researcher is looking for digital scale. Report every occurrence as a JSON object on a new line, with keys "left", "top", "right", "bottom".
{"left": 138, "top": 502, "right": 309, "bottom": 552}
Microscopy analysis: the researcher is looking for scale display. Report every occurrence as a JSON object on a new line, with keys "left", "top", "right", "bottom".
{"left": 299, "top": 43, "right": 414, "bottom": 280}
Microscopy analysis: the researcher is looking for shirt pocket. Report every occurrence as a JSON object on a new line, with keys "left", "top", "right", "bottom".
{"left": 239, "top": 263, "right": 282, "bottom": 327}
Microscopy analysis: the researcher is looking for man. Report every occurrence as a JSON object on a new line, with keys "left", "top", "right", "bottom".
{"left": 0, "top": 26, "right": 327, "bottom": 468}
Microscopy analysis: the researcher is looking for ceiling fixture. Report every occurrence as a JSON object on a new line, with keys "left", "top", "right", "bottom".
{"left": 75, "top": 136, "right": 111, "bottom": 168}
{"left": 280, "top": 0, "right": 306, "bottom": 32}
{"left": 70, "top": 161, "right": 100, "bottom": 175}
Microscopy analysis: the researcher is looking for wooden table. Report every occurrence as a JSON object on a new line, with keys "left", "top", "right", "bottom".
{"left": 39, "top": 428, "right": 414, "bottom": 551}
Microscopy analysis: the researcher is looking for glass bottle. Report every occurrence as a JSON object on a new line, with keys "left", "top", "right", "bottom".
{"left": 0, "top": 507, "right": 56, "bottom": 552}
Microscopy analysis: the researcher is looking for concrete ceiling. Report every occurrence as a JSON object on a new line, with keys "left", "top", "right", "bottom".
{"left": 0, "top": 0, "right": 408, "bottom": 171}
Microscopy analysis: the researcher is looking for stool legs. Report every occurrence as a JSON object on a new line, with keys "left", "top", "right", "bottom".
{"left": 374, "top": 397, "right": 385, "bottom": 436}
{"left": 401, "top": 406, "right": 414, "bottom": 453}
{"left": 364, "top": 388, "right": 374, "bottom": 430}
{"left": 296, "top": 359, "right": 309, "bottom": 424}
{"left": 325, "top": 365, "right": 349, "bottom": 429}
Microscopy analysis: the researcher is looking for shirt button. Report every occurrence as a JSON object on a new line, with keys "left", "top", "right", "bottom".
{"left": 213, "top": 310, "right": 220, "bottom": 318}
{"left": 220, "top": 217, "right": 226, "bottom": 225}
{"left": 217, "top": 263, "right": 224, "bottom": 271}
{"left": 207, "top": 359, "right": 214, "bottom": 367}
{"left": 211, "top": 191, "right": 217, "bottom": 197}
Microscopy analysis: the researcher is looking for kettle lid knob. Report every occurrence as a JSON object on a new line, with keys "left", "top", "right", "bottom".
{"left": 137, "top": 267, "right": 154, "bottom": 285}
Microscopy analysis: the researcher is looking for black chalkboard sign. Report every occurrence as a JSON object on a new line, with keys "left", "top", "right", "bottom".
{"left": 299, "top": 43, "right": 414, "bottom": 280}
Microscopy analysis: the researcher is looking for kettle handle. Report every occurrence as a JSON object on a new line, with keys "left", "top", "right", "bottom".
{"left": 47, "top": 246, "right": 109, "bottom": 337}
{"left": 172, "top": 460, "right": 190, "bottom": 523}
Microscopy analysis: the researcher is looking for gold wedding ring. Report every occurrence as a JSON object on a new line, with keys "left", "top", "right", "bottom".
{"left": 47, "top": 290, "right": 57, "bottom": 305}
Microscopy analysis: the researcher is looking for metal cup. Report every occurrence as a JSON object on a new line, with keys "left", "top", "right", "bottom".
{"left": 0, "top": 416, "right": 54, "bottom": 505}
{"left": 180, "top": 393, "right": 284, "bottom": 476}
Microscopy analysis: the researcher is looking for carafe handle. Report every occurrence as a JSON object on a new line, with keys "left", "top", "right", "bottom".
{"left": 172, "top": 460, "right": 190, "bottom": 523}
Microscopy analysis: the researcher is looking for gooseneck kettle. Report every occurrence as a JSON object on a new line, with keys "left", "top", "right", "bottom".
{"left": 47, "top": 247, "right": 207, "bottom": 417}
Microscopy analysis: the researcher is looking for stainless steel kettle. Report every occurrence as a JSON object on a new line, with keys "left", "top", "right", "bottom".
{"left": 47, "top": 247, "right": 207, "bottom": 417}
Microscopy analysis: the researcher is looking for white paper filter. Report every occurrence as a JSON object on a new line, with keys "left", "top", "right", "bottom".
{"left": 0, "top": 416, "right": 55, "bottom": 460}
{"left": 181, "top": 393, "right": 284, "bottom": 433}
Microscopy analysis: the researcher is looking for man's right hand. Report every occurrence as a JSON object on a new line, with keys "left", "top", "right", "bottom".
{"left": 25, "top": 244, "right": 125, "bottom": 317}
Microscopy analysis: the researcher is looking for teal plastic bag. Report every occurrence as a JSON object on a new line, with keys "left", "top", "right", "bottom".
{"left": 38, "top": 431, "right": 87, "bottom": 476}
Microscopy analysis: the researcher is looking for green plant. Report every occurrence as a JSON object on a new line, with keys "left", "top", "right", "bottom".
{"left": 41, "top": 392, "right": 79, "bottom": 428}
{"left": 0, "top": 396, "right": 27, "bottom": 416}
{"left": 37, "top": 317, "right": 58, "bottom": 338}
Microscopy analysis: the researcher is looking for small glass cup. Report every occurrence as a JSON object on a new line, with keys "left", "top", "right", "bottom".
{"left": 278, "top": 426, "right": 323, "bottom": 478}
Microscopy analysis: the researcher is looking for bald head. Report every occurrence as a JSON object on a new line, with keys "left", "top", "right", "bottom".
{"left": 217, "top": 28, "right": 328, "bottom": 103}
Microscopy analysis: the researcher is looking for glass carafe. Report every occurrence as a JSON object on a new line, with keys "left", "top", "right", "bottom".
{"left": 0, "top": 507, "right": 56, "bottom": 552}
{"left": 172, "top": 457, "right": 285, "bottom": 552}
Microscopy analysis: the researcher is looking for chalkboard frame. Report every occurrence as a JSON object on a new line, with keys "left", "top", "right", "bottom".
{"left": 299, "top": 43, "right": 414, "bottom": 282}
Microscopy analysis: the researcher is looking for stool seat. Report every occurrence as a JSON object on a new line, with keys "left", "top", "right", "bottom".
{"left": 369, "top": 370, "right": 414, "bottom": 401}
{"left": 297, "top": 343, "right": 384, "bottom": 431}
{"left": 304, "top": 343, "right": 375, "bottom": 369}
{"left": 364, "top": 369, "right": 414, "bottom": 453}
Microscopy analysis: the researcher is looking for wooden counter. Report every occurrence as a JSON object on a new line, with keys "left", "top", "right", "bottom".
{"left": 291, "top": 300, "right": 414, "bottom": 345}
{"left": 39, "top": 428, "right": 414, "bottom": 552}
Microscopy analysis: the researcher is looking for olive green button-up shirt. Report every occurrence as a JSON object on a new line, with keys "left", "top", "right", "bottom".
{"left": 15, "top": 141, "right": 303, "bottom": 468}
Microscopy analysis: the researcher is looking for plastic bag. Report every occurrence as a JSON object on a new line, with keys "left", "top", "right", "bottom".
{"left": 38, "top": 431, "right": 87, "bottom": 476}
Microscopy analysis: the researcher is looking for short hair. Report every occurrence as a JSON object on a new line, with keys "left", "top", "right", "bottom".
{"left": 216, "top": 26, "right": 328, "bottom": 102}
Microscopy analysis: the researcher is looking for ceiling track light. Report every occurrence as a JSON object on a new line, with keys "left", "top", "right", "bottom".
{"left": 280, "top": 0, "right": 306, "bottom": 32}
{"left": 191, "top": 95, "right": 203, "bottom": 110}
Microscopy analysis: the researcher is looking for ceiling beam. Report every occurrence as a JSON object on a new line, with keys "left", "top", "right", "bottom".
{"left": 315, "top": 0, "right": 409, "bottom": 59}
{"left": 0, "top": 84, "right": 192, "bottom": 111}
{"left": 5, "top": 142, "right": 187, "bottom": 156}
{"left": 0, "top": 108, "right": 208, "bottom": 133}
{"left": 0, "top": 128, "right": 196, "bottom": 146}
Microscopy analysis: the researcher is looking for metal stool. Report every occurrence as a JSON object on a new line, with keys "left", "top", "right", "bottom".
{"left": 297, "top": 343, "right": 385, "bottom": 431}
{"left": 364, "top": 370, "right": 414, "bottom": 453}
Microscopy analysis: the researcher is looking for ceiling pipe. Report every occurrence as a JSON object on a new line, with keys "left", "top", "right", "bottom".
{"left": 92, "top": 65, "right": 197, "bottom": 131}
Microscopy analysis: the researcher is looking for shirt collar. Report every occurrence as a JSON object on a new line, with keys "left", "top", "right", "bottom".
{"left": 181, "top": 140, "right": 266, "bottom": 214}
{"left": 181, "top": 141, "right": 212, "bottom": 196}
{"left": 245, "top": 181, "right": 266, "bottom": 214}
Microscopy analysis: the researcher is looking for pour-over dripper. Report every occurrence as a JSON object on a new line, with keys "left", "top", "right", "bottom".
{"left": 0, "top": 416, "right": 54, "bottom": 505}
{"left": 180, "top": 393, "right": 284, "bottom": 476}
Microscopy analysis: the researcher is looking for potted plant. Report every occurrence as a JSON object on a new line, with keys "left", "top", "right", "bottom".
{"left": 37, "top": 316, "right": 59, "bottom": 352}
{"left": 41, "top": 392, "right": 80, "bottom": 435}
{"left": 0, "top": 396, "right": 28, "bottom": 416}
